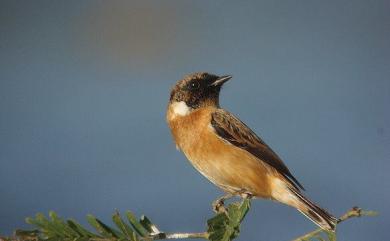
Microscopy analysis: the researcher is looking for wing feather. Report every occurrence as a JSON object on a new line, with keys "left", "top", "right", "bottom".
{"left": 211, "top": 109, "right": 304, "bottom": 190}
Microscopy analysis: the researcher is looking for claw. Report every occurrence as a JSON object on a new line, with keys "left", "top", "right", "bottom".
{"left": 212, "top": 199, "right": 226, "bottom": 213}
{"left": 212, "top": 193, "right": 234, "bottom": 213}
{"left": 211, "top": 191, "right": 251, "bottom": 213}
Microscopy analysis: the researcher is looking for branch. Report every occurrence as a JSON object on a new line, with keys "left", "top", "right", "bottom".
{"left": 0, "top": 202, "right": 376, "bottom": 241}
{"left": 292, "top": 207, "right": 378, "bottom": 241}
{"left": 0, "top": 200, "right": 250, "bottom": 241}
{"left": 146, "top": 232, "right": 208, "bottom": 240}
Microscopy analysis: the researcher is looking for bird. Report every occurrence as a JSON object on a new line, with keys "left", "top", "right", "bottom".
{"left": 166, "top": 72, "right": 337, "bottom": 231}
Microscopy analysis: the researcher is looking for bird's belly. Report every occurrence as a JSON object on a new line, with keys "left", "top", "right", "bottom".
{"left": 182, "top": 130, "right": 273, "bottom": 198}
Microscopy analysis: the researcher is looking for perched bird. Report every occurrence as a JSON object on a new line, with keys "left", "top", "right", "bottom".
{"left": 166, "top": 72, "right": 337, "bottom": 231}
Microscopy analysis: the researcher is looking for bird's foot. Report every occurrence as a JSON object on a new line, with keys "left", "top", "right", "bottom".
{"left": 212, "top": 191, "right": 252, "bottom": 213}
{"left": 212, "top": 193, "right": 234, "bottom": 214}
{"left": 212, "top": 198, "right": 227, "bottom": 214}
{"left": 240, "top": 192, "right": 253, "bottom": 199}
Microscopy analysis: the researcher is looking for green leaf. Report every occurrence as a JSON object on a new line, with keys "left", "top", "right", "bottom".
{"left": 86, "top": 214, "right": 121, "bottom": 238}
{"left": 125, "top": 211, "right": 149, "bottom": 237}
{"left": 67, "top": 219, "right": 97, "bottom": 238}
{"left": 25, "top": 216, "right": 45, "bottom": 230}
{"left": 48, "top": 211, "right": 79, "bottom": 238}
{"left": 325, "top": 231, "right": 337, "bottom": 241}
{"left": 207, "top": 199, "right": 251, "bottom": 241}
{"left": 112, "top": 212, "right": 138, "bottom": 241}
{"left": 140, "top": 215, "right": 159, "bottom": 234}
{"left": 26, "top": 213, "right": 65, "bottom": 238}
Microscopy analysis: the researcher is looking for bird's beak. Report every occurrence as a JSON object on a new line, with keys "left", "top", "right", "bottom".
{"left": 210, "top": 75, "right": 232, "bottom": 87}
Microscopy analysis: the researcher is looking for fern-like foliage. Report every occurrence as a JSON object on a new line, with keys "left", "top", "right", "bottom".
{"left": 5, "top": 200, "right": 250, "bottom": 241}
{"left": 0, "top": 200, "right": 376, "bottom": 241}
{"left": 207, "top": 199, "right": 250, "bottom": 241}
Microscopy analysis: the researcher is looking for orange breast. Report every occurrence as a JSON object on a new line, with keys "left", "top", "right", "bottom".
{"left": 167, "top": 107, "right": 274, "bottom": 198}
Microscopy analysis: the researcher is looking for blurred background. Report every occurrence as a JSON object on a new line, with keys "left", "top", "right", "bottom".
{"left": 1, "top": 0, "right": 389, "bottom": 240}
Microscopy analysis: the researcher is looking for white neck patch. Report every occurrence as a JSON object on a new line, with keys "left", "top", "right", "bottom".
{"left": 172, "top": 101, "right": 192, "bottom": 116}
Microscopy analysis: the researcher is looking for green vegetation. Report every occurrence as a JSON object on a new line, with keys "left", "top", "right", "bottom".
{"left": 0, "top": 199, "right": 376, "bottom": 241}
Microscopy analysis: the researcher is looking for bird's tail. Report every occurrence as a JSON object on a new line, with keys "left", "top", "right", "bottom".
{"left": 289, "top": 187, "right": 338, "bottom": 232}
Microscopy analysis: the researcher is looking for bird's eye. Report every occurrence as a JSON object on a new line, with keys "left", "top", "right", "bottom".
{"left": 189, "top": 81, "right": 200, "bottom": 90}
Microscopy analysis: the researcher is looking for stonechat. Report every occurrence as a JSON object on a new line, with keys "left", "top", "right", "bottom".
{"left": 166, "top": 72, "right": 337, "bottom": 231}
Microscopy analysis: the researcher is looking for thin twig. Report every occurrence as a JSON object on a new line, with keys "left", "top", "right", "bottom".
{"left": 139, "top": 232, "right": 209, "bottom": 240}
{"left": 292, "top": 207, "right": 377, "bottom": 241}
{"left": 156, "top": 232, "right": 208, "bottom": 240}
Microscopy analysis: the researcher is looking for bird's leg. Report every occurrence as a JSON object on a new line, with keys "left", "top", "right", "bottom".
{"left": 212, "top": 193, "right": 234, "bottom": 213}
{"left": 239, "top": 192, "right": 253, "bottom": 200}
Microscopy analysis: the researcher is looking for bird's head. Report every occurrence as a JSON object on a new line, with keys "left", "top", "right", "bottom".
{"left": 168, "top": 72, "right": 231, "bottom": 116}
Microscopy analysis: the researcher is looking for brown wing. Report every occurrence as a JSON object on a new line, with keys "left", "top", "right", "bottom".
{"left": 211, "top": 109, "right": 304, "bottom": 190}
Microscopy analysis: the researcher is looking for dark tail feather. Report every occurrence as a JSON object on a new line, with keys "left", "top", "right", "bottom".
{"left": 290, "top": 188, "right": 338, "bottom": 232}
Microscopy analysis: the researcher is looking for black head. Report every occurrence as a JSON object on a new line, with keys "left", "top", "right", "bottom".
{"left": 169, "top": 72, "right": 232, "bottom": 109}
